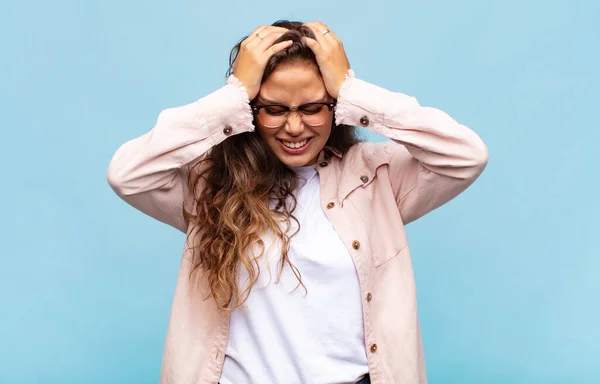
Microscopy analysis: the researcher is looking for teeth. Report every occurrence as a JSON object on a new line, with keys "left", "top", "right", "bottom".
{"left": 282, "top": 139, "right": 308, "bottom": 149}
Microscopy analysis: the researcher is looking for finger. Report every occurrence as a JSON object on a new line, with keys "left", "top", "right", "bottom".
{"left": 312, "top": 22, "right": 341, "bottom": 44}
{"left": 255, "top": 29, "right": 289, "bottom": 51}
{"left": 305, "top": 22, "right": 347, "bottom": 67}
{"left": 309, "top": 21, "right": 330, "bottom": 33}
{"left": 244, "top": 25, "right": 268, "bottom": 44}
{"left": 302, "top": 36, "right": 326, "bottom": 58}
{"left": 267, "top": 40, "right": 294, "bottom": 55}
{"left": 257, "top": 25, "right": 289, "bottom": 40}
{"left": 246, "top": 26, "right": 289, "bottom": 47}
{"left": 303, "top": 23, "right": 331, "bottom": 49}
{"left": 264, "top": 25, "right": 289, "bottom": 33}
{"left": 303, "top": 22, "right": 325, "bottom": 38}
{"left": 304, "top": 21, "right": 332, "bottom": 34}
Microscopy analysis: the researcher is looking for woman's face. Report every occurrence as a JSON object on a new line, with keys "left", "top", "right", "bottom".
{"left": 254, "top": 63, "right": 334, "bottom": 167}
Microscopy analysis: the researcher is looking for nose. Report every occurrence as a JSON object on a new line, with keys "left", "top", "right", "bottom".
{"left": 283, "top": 112, "right": 305, "bottom": 136}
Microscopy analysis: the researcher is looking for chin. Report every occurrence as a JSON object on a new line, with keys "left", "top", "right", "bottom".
{"left": 278, "top": 153, "right": 316, "bottom": 167}
{"left": 280, "top": 158, "right": 310, "bottom": 167}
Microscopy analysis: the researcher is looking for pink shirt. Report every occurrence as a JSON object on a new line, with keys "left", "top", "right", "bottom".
{"left": 107, "top": 71, "right": 488, "bottom": 384}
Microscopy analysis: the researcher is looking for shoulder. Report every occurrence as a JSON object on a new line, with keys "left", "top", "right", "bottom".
{"left": 340, "top": 140, "right": 410, "bottom": 173}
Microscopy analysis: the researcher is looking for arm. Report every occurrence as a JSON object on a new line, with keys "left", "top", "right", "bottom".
{"left": 107, "top": 25, "right": 293, "bottom": 233}
{"left": 335, "top": 71, "right": 489, "bottom": 224}
{"left": 106, "top": 75, "right": 254, "bottom": 233}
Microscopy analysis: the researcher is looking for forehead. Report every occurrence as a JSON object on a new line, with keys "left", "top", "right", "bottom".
{"left": 258, "top": 63, "right": 327, "bottom": 104}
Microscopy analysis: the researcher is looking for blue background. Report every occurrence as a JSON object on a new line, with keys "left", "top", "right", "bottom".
{"left": 1, "top": 0, "right": 598, "bottom": 382}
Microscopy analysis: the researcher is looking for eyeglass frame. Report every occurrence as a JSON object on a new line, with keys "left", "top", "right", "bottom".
{"left": 251, "top": 100, "right": 337, "bottom": 128}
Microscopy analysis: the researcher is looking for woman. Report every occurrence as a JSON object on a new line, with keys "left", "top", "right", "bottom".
{"left": 107, "top": 20, "right": 488, "bottom": 384}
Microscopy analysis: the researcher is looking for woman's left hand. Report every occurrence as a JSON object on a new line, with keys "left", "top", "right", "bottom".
{"left": 302, "top": 22, "right": 350, "bottom": 99}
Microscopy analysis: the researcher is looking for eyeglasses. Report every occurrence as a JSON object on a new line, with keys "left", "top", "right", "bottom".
{"left": 252, "top": 101, "right": 337, "bottom": 128}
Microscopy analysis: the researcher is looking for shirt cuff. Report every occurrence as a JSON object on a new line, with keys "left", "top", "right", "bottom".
{"left": 194, "top": 74, "right": 255, "bottom": 147}
{"left": 334, "top": 70, "right": 420, "bottom": 133}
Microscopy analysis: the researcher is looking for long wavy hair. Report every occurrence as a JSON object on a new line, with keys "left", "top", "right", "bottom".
{"left": 184, "top": 20, "right": 362, "bottom": 311}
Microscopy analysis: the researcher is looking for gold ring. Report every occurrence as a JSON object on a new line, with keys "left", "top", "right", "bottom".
{"left": 255, "top": 32, "right": 263, "bottom": 40}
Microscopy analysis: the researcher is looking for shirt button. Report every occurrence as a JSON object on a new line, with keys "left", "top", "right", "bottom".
{"left": 366, "top": 293, "right": 372, "bottom": 301}
{"left": 360, "top": 175, "right": 369, "bottom": 183}
{"left": 326, "top": 202, "right": 335, "bottom": 209}
{"left": 320, "top": 161, "right": 328, "bottom": 167}
{"left": 370, "top": 344, "right": 378, "bottom": 353}
{"left": 352, "top": 240, "right": 360, "bottom": 250}
{"left": 223, "top": 125, "right": 233, "bottom": 135}
{"left": 359, "top": 116, "right": 370, "bottom": 126}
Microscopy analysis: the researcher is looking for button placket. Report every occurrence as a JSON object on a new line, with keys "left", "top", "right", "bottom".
{"left": 336, "top": 216, "right": 374, "bottom": 360}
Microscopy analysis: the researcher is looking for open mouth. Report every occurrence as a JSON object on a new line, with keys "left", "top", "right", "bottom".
{"left": 279, "top": 137, "right": 312, "bottom": 150}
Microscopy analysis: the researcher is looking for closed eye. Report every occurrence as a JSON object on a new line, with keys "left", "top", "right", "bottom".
{"left": 264, "top": 106, "right": 288, "bottom": 115}
{"left": 299, "top": 103, "right": 325, "bottom": 114}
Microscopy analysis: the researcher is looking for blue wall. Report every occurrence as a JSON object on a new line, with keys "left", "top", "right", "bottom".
{"left": 1, "top": 0, "right": 598, "bottom": 382}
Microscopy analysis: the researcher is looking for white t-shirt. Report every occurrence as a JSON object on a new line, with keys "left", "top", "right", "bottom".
{"left": 219, "top": 165, "right": 369, "bottom": 384}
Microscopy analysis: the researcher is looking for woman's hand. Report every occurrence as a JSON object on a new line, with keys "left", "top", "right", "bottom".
{"left": 232, "top": 25, "right": 293, "bottom": 100}
{"left": 302, "top": 22, "right": 351, "bottom": 99}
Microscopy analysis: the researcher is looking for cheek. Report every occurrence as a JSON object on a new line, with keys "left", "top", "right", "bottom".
{"left": 256, "top": 125, "right": 274, "bottom": 141}
{"left": 256, "top": 127, "right": 282, "bottom": 154}
{"left": 316, "top": 120, "right": 334, "bottom": 141}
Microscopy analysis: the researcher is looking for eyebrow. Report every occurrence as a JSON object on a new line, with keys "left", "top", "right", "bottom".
{"left": 256, "top": 95, "right": 330, "bottom": 105}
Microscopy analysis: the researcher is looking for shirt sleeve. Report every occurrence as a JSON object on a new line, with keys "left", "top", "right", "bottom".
{"left": 334, "top": 70, "right": 489, "bottom": 225}
{"left": 106, "top": 75, "right": 254, "bottom": 232}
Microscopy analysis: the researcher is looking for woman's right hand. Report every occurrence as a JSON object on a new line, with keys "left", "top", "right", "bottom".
{"left": 232, "top": 25, "right": 292, "bottom": 100}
